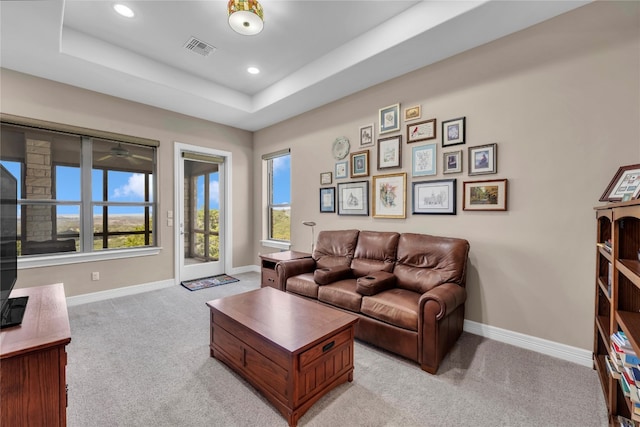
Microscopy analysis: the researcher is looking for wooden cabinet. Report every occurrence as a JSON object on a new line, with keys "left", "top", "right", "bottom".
{"left": 594, "top": 201, "right": 640, "bottom": 425}
{"left": 260, "top": 251, "right": 311, "bottom": 290}
{"left": 0, "top": 283, "right": 71, "bottom": 426}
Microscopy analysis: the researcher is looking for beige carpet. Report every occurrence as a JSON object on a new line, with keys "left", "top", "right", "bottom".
{"left": 66, "top": 272, "right": 607, "bottom": 426}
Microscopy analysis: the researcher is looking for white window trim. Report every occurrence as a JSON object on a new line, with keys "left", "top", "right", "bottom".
{"left": 18, "top": 247, "right": 161, "bottom": 269}
{"left": 260, "top": 239, "right": 291, "bottom": 250}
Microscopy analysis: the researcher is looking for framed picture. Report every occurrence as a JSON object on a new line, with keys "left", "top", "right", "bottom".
{"left": 359, "top": 123, "right": 375, "bottom": 148}
{"left": 335, "top": 161, "right": 348, "bottom": 179}
{"left": 443, "top": 150, "right": 462, "bottom": 174}
{"left": 412, "top": 179, "right": 457, "bottom": 215}
{"left": 463, "top": 179, "right": 508, "bottom": 211}
{"left": 337, "top": 181, "right": 369, "bottom": 216}
{"left": 319, "top": 187, "right": 336, "bottom": 213}
{"left": 442, "top": 117, "right": 465, "bottom": 147}
{"left": 379, "top": 103, "right": 400, "bottom": 134}
{"left": 377, "top": 135, "right": 402, "bottom": 169}
{"left": 404, "top": 105, "right": 421, "bottom": 122}
{"left": 599, "top": 163, "right": 640, "bottom": 202}
{"left": 468, "top": 143, "right": 497, "bottom": 175}
{"left": 412, "top": 143, "right": 437, "bottom": 177}
{"left": 407, "top": 119, "right": 436, "bottom": 143}
{"left": 320, "top": 172, "right": 332, "bottom": 185}
{"left": 372, "top": 173, "right": 407, "bottom": 219}
{"left": 350, "top": 150, "right": 369, "bottom": 178}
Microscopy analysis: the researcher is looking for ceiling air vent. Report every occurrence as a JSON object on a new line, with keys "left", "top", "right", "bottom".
{"left": 183, "top": 37, "right": 216, "bottom": 57}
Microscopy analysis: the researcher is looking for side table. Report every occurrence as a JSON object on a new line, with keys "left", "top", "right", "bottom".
{"left": 260, "top": 251, "right": 311, "bottom": 290}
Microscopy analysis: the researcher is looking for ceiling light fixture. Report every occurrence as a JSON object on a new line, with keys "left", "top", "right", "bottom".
{"left": 247, "top": 67, "right": 260, "bottom": 74}
{"left": 113, "top": 4, "right": 135, "bottom": 18}
{"left": 228, "top": 0, "right": 264, "bottom": 36}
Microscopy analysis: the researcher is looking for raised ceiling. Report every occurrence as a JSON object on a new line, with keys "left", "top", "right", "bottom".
{"left": 0, "top": 1, "right": 591, "bottom": 131}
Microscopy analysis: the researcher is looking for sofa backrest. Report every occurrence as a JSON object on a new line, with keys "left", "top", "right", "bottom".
{"left": 351, "top": 230, "right": 399, "bottom": 277}
{"left": 394, "top": 233, "right": 470, "bottom": 293}
{"left": 313, "top": 229, "right": 360, "bottom": 269}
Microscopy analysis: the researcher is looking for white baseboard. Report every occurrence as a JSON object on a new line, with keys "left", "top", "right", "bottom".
{"left": 66, "top": 266, "right": 260, "bottom": 306}
{"left": 463, "top": 319, "right": 593, "bottom": 368}
{"left": 66, "top": 279, "right": 174, "bottom": 307}
{"left": 229, "top": 264, "right": 260, "bottom": 275}
{"left": 66, "top": 277, "right": 591, "bottom": 368}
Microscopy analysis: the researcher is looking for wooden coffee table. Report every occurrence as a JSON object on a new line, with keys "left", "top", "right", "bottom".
{"left": 206, "top": 287, "right": 358, "bottom": 427}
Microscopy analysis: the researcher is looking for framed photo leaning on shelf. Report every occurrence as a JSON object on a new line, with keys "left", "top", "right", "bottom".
{"left": 599, "top": 163, "right": 640, "bottom": 202}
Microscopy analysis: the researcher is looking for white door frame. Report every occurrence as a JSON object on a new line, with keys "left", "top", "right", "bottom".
{"left": 174, "top": 142, "right": 233, "bottom": 284}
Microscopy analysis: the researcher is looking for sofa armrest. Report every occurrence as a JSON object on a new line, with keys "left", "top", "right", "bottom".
{"left": 419, "top": 282, "right": 466, "bottom": 320}
{"left": 356, "top": 271, "right": 396, "bottom": 296}
{"left": 314, "top": 265, "right": 352, "bottom": 285}
{"left": 275, "top": 258, "right": 317, "bottom": 290}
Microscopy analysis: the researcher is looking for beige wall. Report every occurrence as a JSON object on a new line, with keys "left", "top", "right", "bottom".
{"left": 253, "top": 2, "right": 640, "bottom": 350}
{"left": 0, "top": 69, "right": 254, "bottom": 297}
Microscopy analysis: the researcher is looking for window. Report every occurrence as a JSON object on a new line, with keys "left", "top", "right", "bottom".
{"left": 0, "top": 123, "right": 157, "bottom": 257}
{"left": 264, "top": 150, "right": 291, "bottom": 242}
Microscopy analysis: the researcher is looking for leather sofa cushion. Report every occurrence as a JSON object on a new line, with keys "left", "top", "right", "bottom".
{"left": 361, "top": 288, "right": 421, "bottom": 331}
{"left": 356, "top": 271, "right": 396, "bottom": 296}
{"left": 286, "top": 273, "right": 319, "bottom": 299}
{"left": 314, "top": 265, "right": 352, "bottom": 285}
{"left": 317, "top": 280, "right": 362, "bottom": 313}
{"left": 314, "top": 229, "right": 360, "bottom": 269}
{"left": 395, "top": 233, "right": 469, "bottom": 293}
{"left": 351, "top": 231, "right": 399, "bottom": 277}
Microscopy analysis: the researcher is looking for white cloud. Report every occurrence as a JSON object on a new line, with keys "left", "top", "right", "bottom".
{"left": 272, "top": 155, "right": 290, "bottom": 173}
{"left": 113, "top": 173, "right": 151, "bottom": 200}
{"left": 209, "top": 178, "right": 219, "bottom": 205}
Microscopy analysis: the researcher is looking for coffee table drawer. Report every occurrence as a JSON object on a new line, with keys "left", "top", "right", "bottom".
{"left": 299, "top": 327, "right": 352, "bottom": 368}
{"left": 214, "top": 324, "right": 288, "bottom": 399}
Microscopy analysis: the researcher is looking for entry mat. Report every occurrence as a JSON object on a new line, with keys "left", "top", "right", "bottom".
{"left": 180, "top": 274, "right": 239, "bottom": 291}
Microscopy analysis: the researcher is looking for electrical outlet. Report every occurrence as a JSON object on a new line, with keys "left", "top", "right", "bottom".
{"left": 91, "top": 272, "right": 100, "bottom": 281}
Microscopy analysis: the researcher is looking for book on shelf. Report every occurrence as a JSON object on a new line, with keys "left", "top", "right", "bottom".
{"left": 612, "top": 342, "right": 640, "bottom": 366}
{"left": 622, "top": 370, "right": 640, "bottom": 403}
{"left": 607, "top": 355, "right": 622, "bottom": 379}
{"left": 612, "top": 331, "right": 634, "bottom": 350}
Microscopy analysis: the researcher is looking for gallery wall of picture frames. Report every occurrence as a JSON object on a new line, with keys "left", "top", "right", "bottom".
{"left": 318, "top": 102, "right": 510, "bottom": 216}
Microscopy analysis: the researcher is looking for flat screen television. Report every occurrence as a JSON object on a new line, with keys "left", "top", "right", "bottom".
{"left": 0, "top": 164, "right": 27, "bottom": 328}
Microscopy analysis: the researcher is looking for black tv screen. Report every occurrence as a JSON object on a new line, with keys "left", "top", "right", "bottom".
{"left": 0, "top": 164, "right": 18, "bottom": 313}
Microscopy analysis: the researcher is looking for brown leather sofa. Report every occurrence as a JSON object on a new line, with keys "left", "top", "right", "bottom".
{"left": 276, "top": 229, "right": 470, "bottom": 374}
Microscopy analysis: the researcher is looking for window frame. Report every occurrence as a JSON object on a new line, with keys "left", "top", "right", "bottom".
{"left": 0, "top": 117, "right": 159, "bottom": 266}
{"left": 263, "top": 149, "right": 291, "bottom": 244}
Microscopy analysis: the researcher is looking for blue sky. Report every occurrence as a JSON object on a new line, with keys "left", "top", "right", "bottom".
{"left": 2, "top": 154, "right": 292, "bottom": 214}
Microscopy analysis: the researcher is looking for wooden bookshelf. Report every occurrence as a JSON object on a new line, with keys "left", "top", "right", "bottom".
{"left": 594, "top": 200, "right": 640, "bottom": 425}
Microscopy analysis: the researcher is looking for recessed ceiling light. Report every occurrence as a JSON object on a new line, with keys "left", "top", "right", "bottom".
{"left": 247, "top": 67, "right": 260, "bottom": 75}
{"left": 113, "top": 4, "right": 135, "bottom": 18}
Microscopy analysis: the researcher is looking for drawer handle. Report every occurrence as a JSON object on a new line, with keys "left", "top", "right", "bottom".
{"left": 322, "top": 341, "right": 335, "bottom": 352}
